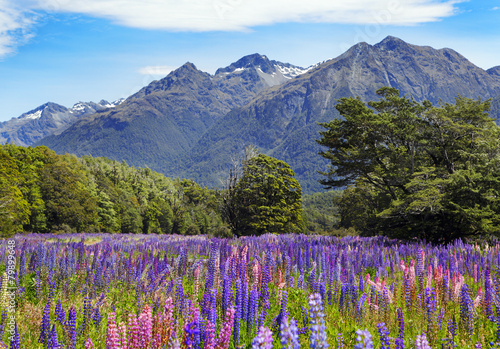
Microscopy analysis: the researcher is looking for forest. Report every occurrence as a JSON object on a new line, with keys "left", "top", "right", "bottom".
{"left": 0, "top": 144, "right": 336, "bottom": 238}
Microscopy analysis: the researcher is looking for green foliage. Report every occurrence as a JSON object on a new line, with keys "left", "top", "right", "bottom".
{"left": 301, "top": 190, "right": 341, "bottom": 233}
{"left": 318, "top": 87, "right": 500, "bottom": 242}
{"left": 232, "top": 153, "right": 304, "bottom": 236}
{"left": 0, "top": 144, "right": 226, "bottom": 236}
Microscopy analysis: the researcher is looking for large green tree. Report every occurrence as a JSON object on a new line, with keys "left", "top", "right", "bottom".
{"left": 226, "top": 152, "right": 303, "bottom": 236}
{"left": 318, "top": 87, "right": 500, "bottom": 241}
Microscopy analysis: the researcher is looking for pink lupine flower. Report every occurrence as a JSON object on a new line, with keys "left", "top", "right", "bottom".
{"left": 205, "top": 321, "right": 217, "bottom": 349}
{"left": 474, "top": 286, "right": 483, "bottom": 308}
{"left": 85, "top": 338, "right": 95, "bottom": 349}
{"left": 119, "top": 322, "right": 128, "bottom": 349}
{"left": 139, "top": 304, "right": 153, "bottom": 347}
{"left": 215, "top": 306, "right": 236, "bottom": 349}
{"left": 106, "top": 312, "right": 121, "bottom": 349}
{"left": 128, "top": 313, "right": 140, "bottom": 349}
{"left": 366, "top": 274, "right": 394, "bottom": 303}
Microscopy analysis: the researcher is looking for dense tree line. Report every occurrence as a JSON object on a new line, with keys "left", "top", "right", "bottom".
{"left": 318, "top": 87, "right": 500, "bottom": 242}
{"left": 0, "top": 144, "right": 313, "bottom": 238}
{"left": 0, "top": 144, "right": 227, "bottom": 237}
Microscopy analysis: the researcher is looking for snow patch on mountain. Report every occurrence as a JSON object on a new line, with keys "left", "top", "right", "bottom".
{"left": 23, "top": 110, "right": 43, "bottom": 120}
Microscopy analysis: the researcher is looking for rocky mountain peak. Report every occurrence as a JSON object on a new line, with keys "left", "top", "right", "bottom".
{"left": 215, "top": 53, "right": 275, "bottom": 75}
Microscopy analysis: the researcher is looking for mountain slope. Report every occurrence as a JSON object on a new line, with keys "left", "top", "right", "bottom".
{"left": 183, "top": 36, "right": 500, "bottom": 192}
{"left": 34, "top": 37, "right": 500, "bottom": 193}
{"left": 0, "top": 99, "right": 123, "bottom": 147}
{"left": 37, "top": 56, "right": 307, "bottom": 172}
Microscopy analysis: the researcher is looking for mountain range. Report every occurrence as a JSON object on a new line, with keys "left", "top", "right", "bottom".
{"left": 0, "top": 99, "right": 124, "bottom": 146}
{"left": 5, "top": 36, "right": 500, "bottom": 193}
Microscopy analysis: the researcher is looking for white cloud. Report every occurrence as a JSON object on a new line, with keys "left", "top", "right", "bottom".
{"left": 0, "top": 0, "right": 36, "bottom": 57}
{"left": 0, "top": 0, "right": 460, "bottom": 57}
{"left": 28, "top": 0, "right": 459, "bottom": 30}
{"left": 138, "top": 65, "right": 177, "bottom": 76}
{"left": 492, "top": 7, "right": 500, "bottom": 11}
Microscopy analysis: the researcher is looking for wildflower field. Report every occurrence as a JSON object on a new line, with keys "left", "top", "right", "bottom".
{"left": 0, "top": 234, "right": 499, "bottom": 349}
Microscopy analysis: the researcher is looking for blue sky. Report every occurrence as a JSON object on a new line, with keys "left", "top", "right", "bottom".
{"left": 0, "top": 0, "right": 499, "bottom": 122}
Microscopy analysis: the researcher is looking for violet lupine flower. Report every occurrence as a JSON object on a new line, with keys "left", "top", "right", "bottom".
{"left": 460, "top": 284, "right": 474, "bottom": 335}
{"left": 395, "top": 307, "right": 405, "bottom": 349}
{"left": 337, "top": 333, "right": 344, "bottom": 349}
{"left": 9, "top": 323, "right": 21, "bottom": 349}
{"left": 66, "top": 307, "right": 77, "bottom": 349}
{"left": 247, "top": 287, "right": 258, "bottom": 332}
{"left": 215, "top": 306, "right": 235, "bottom": 349}
{"left": 106, "top": 312, "right": 121, "bottom": 349}
{"left": 424, "top": 288, "right": 436, "bottom": 333}
{"left": 234, "top": 278, "right": 243, "bottom": 346}
{"left": 48, "top": 325, "right": 59, "bottom": 349}
{"left": 354, "top": 329, "right": 373, "bottom": 349}
{"left": 356, "top": 293, "right": 367, "bottom": 323}
{"left": 252, "top": 326, "right": 273, "bottom": 349}
{"left": 184, "top": 321, "right": 200, "bottom": 349}
{"left": 485, "top": 267, "right": 494, "bottom": 320}
{"left": 39, "top": 301, "right": 51, "bottom": 347}
{"left": 280, "top": 317, "right": 300, "bottom": 349}
{"left": 309, "top": 293, "right": 328, "bottom": 349}
{"left": 376, "top": 323, "right": 391, "bottom": 349}
{"left": 415, "top": 334, "right": 432, "bottom": 349}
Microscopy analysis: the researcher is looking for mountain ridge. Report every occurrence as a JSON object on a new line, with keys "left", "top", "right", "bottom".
{"left": 30, "top": 36, "right": 500, "bottom": 193}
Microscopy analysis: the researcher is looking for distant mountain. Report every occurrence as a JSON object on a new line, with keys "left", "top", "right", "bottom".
{"left": 35, "top": 37, "right": 500, "bottom": 193}
{"left": 182, "top": 36, "right": 500, "bottom": 192}
{"left": 0, "top": 99, "right": 124, "bottom": 146}
{"left": 37, "top": 55, "right": 308, "bottom": 169}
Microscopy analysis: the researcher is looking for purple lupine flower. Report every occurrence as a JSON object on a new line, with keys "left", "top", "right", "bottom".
{"left": 48, "top": 325, "right": 59, "bottom": 349}
{"left": 485, "top": 267, "right": 493, "bottom": 320}
{"left": 247, "top": 287, "right": 258, "bottom": 332}
{"left": 337, "top": 333, "right": 344, "bottom": 349}
{"left": 424, "top": 288, "right": 436, "bottom": 333}
{"left": 0, "top": 310, "right": 6, "bottom": 338}
{"left": 460, "top": 284, "right": 474, "bottom": 335}
{"left": 415, "top": 334, "right": 432, "bottom": 349}
{"left": 234, "top": 278, "right": 243, "bottom": 346}
{"left": 354, "top": 329, "right": 373, "bottom": 349}
{"left": 356, "top": 293, "right": 367, "bottom": 323}
{"left": 184, "top": 321, "right": 199, "bottom": 348}
{"left": 416, "top": 248, "right": 425, "bottom": 293}
{"left": 309, "top": 293, "right": 328, "bottom": 349}
{"left": 280, "top": 317, "right": 300, "bottom": 349}
{"left": 39, "top": 301, "right": 51, "bottom": 347}
{"left": 252, "top": 326, "right": 273, "bottom": 349}
{"left": 376, "top": 323, "right": 391, "bottom": 349}
{"left": 66, "top": 307, "right": 77, "bottom": 349}
{"left": 395, "top": 307, "right": 405, "bottom": 349}
{"left": 9, "top": 323, "right": 21, "bottom": 349}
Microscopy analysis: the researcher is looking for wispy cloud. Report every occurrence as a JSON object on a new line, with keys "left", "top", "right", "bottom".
{"left": 31, "top": 0, "right": 461, "bottom": 29}
{"left": 138, "top": 65, "right": 177, "bottom": 76}
{"left": 1, "top": 0, "right": 460, "bottom": 57}
{"left": 0, "top": 0, "right": 37, "bottom": 57}
{"left": 492, "top": 7, "right": 500, "bottom": 11}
